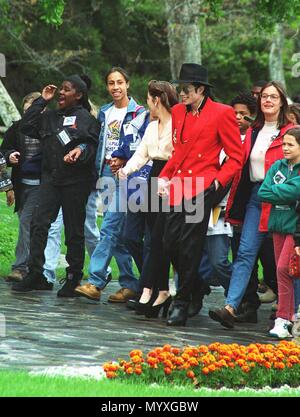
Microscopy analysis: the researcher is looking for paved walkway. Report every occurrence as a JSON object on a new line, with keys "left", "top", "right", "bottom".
{"left": 0, "top": 279, "right": 277, "bottom": 372}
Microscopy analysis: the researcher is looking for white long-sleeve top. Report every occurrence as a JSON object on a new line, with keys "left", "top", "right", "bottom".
{"left": 123, "top": 119, "right": 172, "bottom": 176}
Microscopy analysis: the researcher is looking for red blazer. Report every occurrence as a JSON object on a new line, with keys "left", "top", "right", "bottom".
{"left": 159, "top": 98, "right": 243, "bottom": 205}
{"left": 226, "top": 123, "right": 294, "bottom": 231}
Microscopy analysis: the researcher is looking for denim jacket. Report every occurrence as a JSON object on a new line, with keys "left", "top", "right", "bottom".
{"left": 95, "top": 97, "right": 145, "bottom": 176}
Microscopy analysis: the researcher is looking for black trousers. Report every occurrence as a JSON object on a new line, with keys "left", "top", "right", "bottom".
{"left": 163, "top": 184, "right": 215, "bottom": 302}
{"left": 140, "top": 160, "right": 170, "bottom": 291}
{"left": 28, "top": 181, "right": 91, "bottom": 277}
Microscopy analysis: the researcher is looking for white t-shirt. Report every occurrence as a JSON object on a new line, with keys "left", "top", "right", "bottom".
{"left": 104, "top": 106, "right": 127, "bottom": 159}
{"left": 249, "top": 121, "right": 280, "bottom": 182}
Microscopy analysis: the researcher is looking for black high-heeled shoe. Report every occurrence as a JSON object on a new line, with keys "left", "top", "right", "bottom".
{"left": 135, "top": 290, "right": 158, "bottom": 315}
{"left": 145, "top": 296, "right": 172, "bottom": 318}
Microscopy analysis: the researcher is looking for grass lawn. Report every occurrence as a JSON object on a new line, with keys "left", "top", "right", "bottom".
{"left": 0, "top": 370, "right": 300, "bottom": 397}
{"left": 0, "top": 193, "right": 124, "bottom": 279}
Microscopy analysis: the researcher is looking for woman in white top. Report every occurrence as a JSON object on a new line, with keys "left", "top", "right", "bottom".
{"left": 119, "top": 80, "right": 178, "bottom": 318}
{"left": 209, "top": 81, "right": 293, "bottom": 330}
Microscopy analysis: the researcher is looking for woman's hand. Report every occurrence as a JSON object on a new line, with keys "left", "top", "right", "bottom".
{"left": 42, "top": 84, "right": 57, "bottom": 101}
{"left": 157, "top": 177, "right": 170, "bottom": 198}
{"left": 295, "top": 247, "right": 300, "bottom": 257}
{"left": 64, "top": 147, "right": 82, "bottom": 164}
{"left": 117, "top": 168, "right": 127, "bottom": 180}
{"left": 6, "top": 190, "right": 15, "bottom": 206}
{"left": 9, "top": 151, "right": 20, "bottom": 165}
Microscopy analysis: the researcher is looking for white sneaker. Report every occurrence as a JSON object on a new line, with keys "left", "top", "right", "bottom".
{"left": 269, "top": 317, "right": 293, "bottom": 339}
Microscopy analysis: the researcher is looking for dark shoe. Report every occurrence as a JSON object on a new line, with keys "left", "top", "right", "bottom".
{"left": 167, "top": 301, "right": 189, "bottom": 326}
{"left": 145, "top": 296, "right": 172, "bottom": 319}
{"left": 188, "top": 282, "right": 211, "bottom": 318}
{"left": 135, "top": 290, "right": 159, "bottom": 315}
{"left": 126, "top": 298, "right": 139, "bottom": 310}
{"left": 235, "top": 309, "right": 258, "bottom": 323}
{"left": 209, "top": 307, "right": 235, "bottom": 329}
{"left": 12, "top": 273, "right": 53, "bottom": 292}
{"left": 57, "top": 273, "right": 82, "bottom": 298}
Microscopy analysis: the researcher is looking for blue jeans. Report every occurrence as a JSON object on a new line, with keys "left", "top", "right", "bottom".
{"left": 43, "top": 208, "right": 63, "bottom": 283}
{"left": 13, "top": 184, "right": 40, "bottom": 273}
{"left": 43, "top": 191, "right": 110, "bottom": 283}
{"left": 294, "top": 280, "right": 300, "bottom": 314}
{"left": 198, "top": 234, "right": 232, "bottom": 292}
{"left": 88, "top": 164, "right": 138, "bottom": 291}
{"left": 226, "top": 184, "right": 267, "bottom": 310}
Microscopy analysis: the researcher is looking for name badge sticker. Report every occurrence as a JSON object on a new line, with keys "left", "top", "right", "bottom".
{"left": 63, "top": 116, "right": 77, "bottom": 126}
{"left": 57, "top": 129, "right": 72, "bottom": 146}
{"left": 273, "top": 170, "right": 286, "bottom": 184}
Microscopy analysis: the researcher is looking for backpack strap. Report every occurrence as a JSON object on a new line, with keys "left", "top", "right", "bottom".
{"left": 132, "top": 105, "right": 144, "bottom": 120}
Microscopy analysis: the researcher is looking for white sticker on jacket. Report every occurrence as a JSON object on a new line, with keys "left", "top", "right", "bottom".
{"left": 273, "top": 170, "right": 286, "bottom": 184}
{"left": 63, "top": 116, "right": 76, "bottom": 126}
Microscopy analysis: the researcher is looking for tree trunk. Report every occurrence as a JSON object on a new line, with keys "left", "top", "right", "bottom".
{"left": 269, "top": 23, "right": 286, "bottom": 89}
{"left": 0, "top": 80, "right": 21, "bottom": 127}
{"left": 165, "top": 0, "right": 202, "bottom": 79}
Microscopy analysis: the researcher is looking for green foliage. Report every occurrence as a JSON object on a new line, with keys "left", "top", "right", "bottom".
{"left": 0, "top": 0, "right": 299, "bottom": 106}
{"left": 39, "top": 0, "right": 65, "bottom": 25}
{"left": 255, "top": 0, "right": 300, "bottom": 29}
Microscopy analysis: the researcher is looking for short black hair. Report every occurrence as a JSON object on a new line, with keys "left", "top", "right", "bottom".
{"left": 230, "top": 92, "right": 257, "bottom": 115}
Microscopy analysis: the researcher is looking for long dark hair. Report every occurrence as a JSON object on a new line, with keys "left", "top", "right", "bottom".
{"left": 105, "top": 67, "right": 130, "bottom": 84}
{"left": 252, "top": 81, "right": 289, "bottom": 130}
{"left": 148, "top": 80, "right": 178, "bottom": 113}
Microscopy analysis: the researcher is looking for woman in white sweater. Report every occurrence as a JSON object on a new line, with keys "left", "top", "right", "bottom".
{"left": 119, "top": 80, "right": 178, "bottom": 318}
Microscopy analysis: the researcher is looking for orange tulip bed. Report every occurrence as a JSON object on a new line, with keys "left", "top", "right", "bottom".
{"left": 103, "top": 341, "right": 300, "bottom": 389}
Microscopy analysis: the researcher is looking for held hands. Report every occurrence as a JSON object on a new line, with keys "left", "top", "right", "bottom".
{"left": 158, "top": 177, "right": 170, "bottom": 198}
{"left": 42, "top": 84, "right": 57, "bottom": 101}
{"left": 9, "top": 152, "right": 20, "bottom": 165}
{"left": 6, "top": 190, "right": 15, "bottom": 206}
{"left": 64, "top": 147, "right": 82, "bottom": 164}
{"left": 110, "top": 157, "right": 126, "bottom": 174}
{"left": 295, "top": 247, "right": 300, "bottom": 257}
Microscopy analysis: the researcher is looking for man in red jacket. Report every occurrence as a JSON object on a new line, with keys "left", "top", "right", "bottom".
{"left": 158, "top": 63, "right": 243, "bottom": 326}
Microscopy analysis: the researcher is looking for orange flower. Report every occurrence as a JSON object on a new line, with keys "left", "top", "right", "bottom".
{"left": 131, "top": 355, "right": 143, "bottom": 364}
{"left": 208, "top": 364, "right": 216, "bottom": 372}
{"left": 242, "top": 365, "right": 250, "bottom": 373}
{"left": 274, "top": 362, "right": 285, "bottom": 370}
{"left": 135, "top": 368, "right": 142, "bottom": 375}
{"left": 163, "top": 359, "right": 173, "bottom": 368}
{"left": 187, "top": 370, "right": 195, "bottom": 379}
{"left": 129, "top": 349, "right": 143, "bottom": 358}
{"left": 188, "top": 357, "right": 199, "bottom": 367}
{"left": 164, "top": 367, "right": 172, "bottom": 375}
{"left": 264, "top": 361, "right": 272, "bottom": 369}
{"left": 199, "top": 345, "right": 209, "bottom": 354}
{"left": 162, "top": 344, "right": 172, "bottom": 352}
{"left": 171, "top": 347, "right": 181, "bottom": 355}
{"left": 106, "top": 371, "right": 117, "bottom": 379}
{"left": 126, "top": 367, "right": 134, "bottom": 375}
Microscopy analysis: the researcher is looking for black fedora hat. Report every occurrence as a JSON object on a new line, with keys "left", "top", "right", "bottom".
{"left": 172, "top": 63, "right": 213, "bottom": 87}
